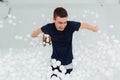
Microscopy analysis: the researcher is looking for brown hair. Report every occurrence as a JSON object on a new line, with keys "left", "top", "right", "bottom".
{"left": 53, "top": 7, "right": 68, "bottom": 19}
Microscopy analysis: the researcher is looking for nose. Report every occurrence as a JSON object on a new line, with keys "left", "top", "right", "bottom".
{"left": 61, "top": 23, "right": 66, "bottom": 27}
{"left": 60, "top": 25, "right": 65, "bottom": 29}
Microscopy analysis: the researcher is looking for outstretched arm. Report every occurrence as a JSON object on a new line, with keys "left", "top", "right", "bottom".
{"left": 31, "top": 28, "right": 43, "bottom": 38}
{"left": 80, "top": 23, "right": 98, "bottom": 32}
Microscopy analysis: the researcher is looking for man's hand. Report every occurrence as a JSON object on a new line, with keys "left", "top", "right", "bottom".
{"left": 92, "top": 26, "right": 98, "bottom": 32}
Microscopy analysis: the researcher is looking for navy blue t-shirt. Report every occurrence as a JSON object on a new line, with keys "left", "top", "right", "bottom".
{"left": 41, "top": 21, "right": 81, "bottom": 65}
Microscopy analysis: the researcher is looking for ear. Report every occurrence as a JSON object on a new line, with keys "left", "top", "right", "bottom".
{"left": 53, "top": 18, "right": 55, "bottom": 22}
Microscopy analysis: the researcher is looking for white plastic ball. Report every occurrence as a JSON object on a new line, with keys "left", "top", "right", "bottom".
{"left": 91, "top": 11, "right": 95, "bottom": 15}
{"left": 56, "top": 61, "right": 61, "bottom": 66}
{"left": 98, "top": 30, "right": 101, "bottom": 33}
{"left": 109, "top": 25, "right": 114, "bottom": 29}
{"left": 59, "top": 65, "right": 66, "bottom": 73}
{"left": 8, "top": 19, "right": 13, "bottom": 24}
{"left": 95, "top": 13, "right": 99, "bottom": 18}
{"left": 84, "top": 10, "right": 88, "bottom": 13}
{"left": 93, "top": 20, "right": 97, "bottom": 23}
{"left": 51, "top": 75, "right": 59, "bottom": 80}
{"left": 82, "top": 14, "right": 86, "bottom": 18}
{"left": 44, "top": 34, "right": 49, "bottom": 37}
{"left": 0, "top": 24, "right": 4, "bottom": 28}
{"left": 8, "top": 14, "right": 12, "bottom": 18}
{"left": 53, "top": 69, "right": 59, "bottom": 75}
{"left": 46, "top": 38, "right": 49, "bottom": 42}
{"left": 12, "top": 23, "right": 17, "bottom": 26}
{"left": 32, "top": 22, "right": 36, "bottom": 25}
{"left": 51, "top": 59, "right": 58, "bottom": 68}
{"left": 0, "top": 20, "right": 4, "bottom": 23}
{"left": 52, "top": 63, "right": 57, "bottom": 68}
{"left": 27, "top": 34, "right": 31, "bottom": 38}
{"left": 12, "top": 16, "right": 17, "bottom": 19}
{"left": 19, "top": 20, "right": 22, "bottom": 23}
{"left": 51, "top": 59, "right": 57, "bottom": 64}
{"left": 113, "top": 39, "right": 119, "bottom": 44}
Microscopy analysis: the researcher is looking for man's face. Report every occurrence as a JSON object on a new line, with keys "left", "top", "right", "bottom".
{"left": 53, "top": 16, "right": 68, "bottom": 31}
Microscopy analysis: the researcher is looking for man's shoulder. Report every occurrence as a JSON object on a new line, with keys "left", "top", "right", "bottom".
{"left": 67, "top": 21, "right": 77, "bottom": 26}
{"left": 67, "top": 21, "right": 81, "bottom": 27}
{"left": 42, "top": 22, "right": 54, "bottom": 29}
{"left": 46, "top": 22, "right": 54, "bottom": 26}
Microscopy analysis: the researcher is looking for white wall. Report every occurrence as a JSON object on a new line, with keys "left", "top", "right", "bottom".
{"left": 8, "top": 0, "right": 119, "bottom": 6}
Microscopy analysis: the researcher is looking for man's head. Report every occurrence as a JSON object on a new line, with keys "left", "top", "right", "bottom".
{"left": 53, "top": 7, "right": 68, "bottom": 31}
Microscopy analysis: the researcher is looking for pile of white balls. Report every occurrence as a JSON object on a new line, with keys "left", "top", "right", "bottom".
{"left": 46, "top": 59, "right": 72, "bottom": 80}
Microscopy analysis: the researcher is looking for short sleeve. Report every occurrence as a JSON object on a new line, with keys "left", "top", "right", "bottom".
{"left": 71, "top": 21, "right": 81, "bottom": 32}
{"left": 41, "top": 24, "right": 50, "bottom": 34}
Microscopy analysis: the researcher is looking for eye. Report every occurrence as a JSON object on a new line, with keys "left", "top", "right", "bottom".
{"left": 64, "top": 22, "right": 67, "bottom": 24}
{"left": 58, "top": 22, "right": 63, "bottom": 24}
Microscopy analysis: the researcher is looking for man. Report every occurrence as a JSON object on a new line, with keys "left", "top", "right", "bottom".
{"left": 31, "top": 7, "right": 98, "bottom": 75}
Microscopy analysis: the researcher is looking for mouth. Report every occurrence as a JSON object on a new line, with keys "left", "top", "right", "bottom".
{"left": 58, "top": 27, "right": 64, "bottom": 31}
